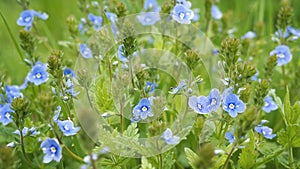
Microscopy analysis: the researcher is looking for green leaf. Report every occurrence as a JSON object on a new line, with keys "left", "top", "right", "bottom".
{"left": 238, "top": 130, "right": 257, "bottom": 169}
{"left": 278, "top": 125, "right": 300, "bottom": 147}
{"left": 162, "top": 151, "right": 175, "bottom": 169}
{"left": 284, "top": 88, "right": 291, "bottom": 124}
{"left": 289, "top": 102, "right": 300, "bottom": 125}
{"left": 123, "top": 123, "right": 139, "bottom": 140}
{"left": 140, "top": 157, "right": 155, "bottom": 169}
{"left": 199, "top": 120, "right": 215, "bottom": 144}
{"left": 184, "top": 147, "right": 199, "bottom": 169}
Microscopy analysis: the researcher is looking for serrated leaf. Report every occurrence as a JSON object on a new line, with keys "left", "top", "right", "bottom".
{"left": 199, "top": 120, "right": 215, "bottom": 144}
{"left": 184, "top": 147, "right": 199, "bottom": 169}
{"left": 162, "top": 151, "right": 175, "bottom": 169}
{"left": 140, "top": 157, "right": 155, "bottom": 169}
{"left": 238, "top": 130, "right": 257, "bottom": 169}
{"left": 278, "top": 125, "right": 300, "bottom": 147}
{"left": 289, "top": 102, "right": 300, "bottom": 125}
{"left": 123, "top": 123, "right": 139, "bottom": 140}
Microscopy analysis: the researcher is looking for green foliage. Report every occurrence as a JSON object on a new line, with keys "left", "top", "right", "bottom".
{"left": 140, "top": 157, "right": 155, "bottom": 169}
{"left": 238, "top": 130, "right": 257, "bottom": 169}
{"left": 184, "top": 147, "right": 200, "bottom": 169}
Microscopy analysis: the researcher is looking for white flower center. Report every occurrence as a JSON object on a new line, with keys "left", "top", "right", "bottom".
{"left": 84, "top": 49, "right": 90, "bottom": 55}
{"left": 264, "top": 101, "right": 269, "bottom": 107}
{"left": 145, "top": 17, "right": 152, "bottom": 23}
{"left": 25, "top": 16, "right": 31, "bottom": 22}
{"left": 229, "top": 103, "right": 235, "bottom": 109}
{"left": 277, "top": 53, "right": 285, "bottom": 59}
{"left": 141, "top": 106, "right": 148, "bottom": 112}
{"left": 50, "top": 146, "right": 56, "bottom": 153}
{"left": 149, "top": 3, "right": 153, "bottom": 9}
{"left": 211, "top": 98, "right": 217, "bottom": 106}
{"left": 197, "top": 104, "right": 202, "bottom": 109}
{"left": 5, "top": 112, "right": 10, "bottom": 119}
{"left": 64, "top": 125, "right": 69, "bottom": 131}
{"left": 179, "top": 12, "right": 185, "bottom": 19}
{"left": 35, "top": 73, "right": 42, "bottom": 79}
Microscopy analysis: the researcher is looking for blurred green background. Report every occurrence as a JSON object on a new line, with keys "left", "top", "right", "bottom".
{"left": 1, "top": 0, "right": 300, "bottom": 85}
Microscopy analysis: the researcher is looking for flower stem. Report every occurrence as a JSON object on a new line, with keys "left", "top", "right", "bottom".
{"left": 221, "top": 141, "right": 238, "bottom": 169}
{"left": 288, "top": 145, "right": 295, "bottom": 169}
{"left": 159, "top": 154, "right": 163, "bottom": 169}
{"left": 63, "top": 145, "right": 84, "bottom": 163}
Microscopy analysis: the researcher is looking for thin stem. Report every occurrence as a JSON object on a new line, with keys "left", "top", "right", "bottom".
{"left": 129, "top": 56, "right": 135, "bottom": 88}
{"left": 120, "top": 101, "right": 123, "bottom": 133}
{"left": 288, "top": 145, "right": 295, "bottom": 169}
{"left": 254, "top": 148, "right": 284, "bottom": 168}
{"left": 221, "top": 141, "right": 238, "bottom": 169}
{"left": 282, "top": 65, "right": 287, "bottom": 88}
{"left": 63, "top": 145, "right": 84, "bottom": 163}
{"left": 90, "top": 153, "right": 97, "bottom": 169}
{"left": 159, "top": 154, "right": 163, "bottom": 169}
{"left": 19, "top": 128, "right": 35, "bottom": 168}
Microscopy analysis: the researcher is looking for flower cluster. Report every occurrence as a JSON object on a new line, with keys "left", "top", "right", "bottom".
{"left": 172, "top": 0, "right": 194, "bottom": 24}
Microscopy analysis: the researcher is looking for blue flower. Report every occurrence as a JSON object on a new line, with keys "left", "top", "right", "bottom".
{"left": 133, "top": 98, "right": 153, "bottom": 120}
{"left": 57, "top": 119, "right": 80, "bottom": 136}
{"left": 53, "top": 106, "right": 61, "bottom": 122}
{"left": 144, "top": 82, "right": 158, "bottom": 93}
{"left": 241, "top": 31, "right": 256, "bottom": 40}
{"left": 211, "top": 5, "right": 222, "bottom": 20}
{"left": 144, "top": 0, "right": 159, "bottom": 11}
{"left": 5, "top": 85, "right": 23, "bottom": 103}
{"left": 206, "top": 88, "right": 221, "bottom": 112}
{"left": 17, "top": 10, "right": 48, "bottom": 31}
{"left": 270, "top": 45, "right": 292, "bottom": 66}
{"left": 287, "top": 26, "right": 300, "bottom": 38}
{"left": 192, "top": 9, "right": 200, "bottom": 21}
{"left": 79, "top": 18, "right": 87, "bottom": 34}
{"left": 222, "top": 93, "right": 246, "bottom": 117}
{"left": 80, "top": 44, "right": 93, "bottom": 58}
{"left": 251, "top": 70, "right": 259, "bottom": 81}
{"left": 0, "top": 104, "right": 14, "bottom": 126}
{"left": 161, "top": 128, "right": 180, "bottom": 145}
{"left": 27, "top": 61, "right": 48, "bottom": 86}
{"left": 13, "top": 127, "right": 40, "bottom": 136}
{"left": 40, "top": 138, "right": 62, "bottom": 163}
{"left": 176, "top": 0, "right": 192, "bottom": 8}
{"left": 225, "top": 131, "right": 235, "bottom": 144}
{"left": 13, "top": 127, "right": 28, "bottom": 136}
{"left": 169, "top": 80, "right": 187, "bottom": 94}
{"left": 117, "top": 44, "right": 129, "bottom": 62}
{"left": 254, "top": 125, "right": 276, "bottom": 139}
{"left": 172, "top": 4, "right": 194, "bottom": 24}
{"left": 262, "top": 96, "right": 278, "bottom": 113}
{"left": 88, "top": 13, "right": 103, "bottom": 31}
{"left": 275, "top": 29, "right": 289, "bottom": 39}
{"left": 130, "top": 114, "right": 141, "bottom": 123}
{"left": 137, "top": 12, "right": 160, "bottom": 26}
{"left": 105, "top": 12, "right": 118, "bottom": 34}
{"left": 188, "top": 96, "right": 209, "bottom": 114}
{"left": 63, "top": 68, "right": 76, "bottom": 78}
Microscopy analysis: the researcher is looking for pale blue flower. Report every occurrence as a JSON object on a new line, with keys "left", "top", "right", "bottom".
{"left": 79, "top": 18, "right": 87, "bottom": 34}
{"left": 169, "top": 80, "right": 186, "bottom": 94}
{"left": 161, "top": 128, "right": 180, "bottom": 145}
{"left": 88, "top": 13, "right": 102, "bottom": 31}
{"left": 40, "top": 138, "right": 62, "bottom": 163}
{"left": 225, "top": 131, "right": 235, "bottom": 144}
{"left": 133, "top": 98, "right": 153, "bottom": 120}
{"left": 222, "top": 93, "right": 246, "bottom": 117}
{"left": 137, "top": 12, "right": 160, "bottom": 26}
{"left": 176, "top": 0, "right": 192, "bottom": 8}
{"left": 189, "top": 96, "right": 209, "bottom": 114}
{"left": 206, "top": 88, "right": 221, "bottom": 112}
{"left": 270, "top": 45, "right": 292, "bottom": 66}
{"left": 172, "top": 4, "right": 194, "bottom": 24}
{"left": 0, "top": 104, "right": 14, "bottom": 126}
{"left": 117, "top": 44, "right": 129, "bottom": 62}
{"left": 13, "top": 127, "right": 39, "bottom": 136}
{"left": 241, "top": 31, "right": 256, "bottom": 39}
{"left": 63, "top": 68, "right": 76, "bottom": 78}
{"left": 254, "top": 125, "right": 276, "bottom": 139}
{"left": 57, "top": 119, "right": 80, "bottom": 136}
{"left": 144, "top": 0, "right": 159, "bottom": 10}
{"left": 144, "top": 82, "right": 158, "bottom": 93}
{"left": 5, "top": 85, "right": 23, "bottom": 103}
{"left": 251, "top": 71, "right": 259, "bottom": 81}
{"left": 262, "top": 96, "right": 278, "bottom": 113}
{"left": 27, "top": 61, "right": 48, "bottom": 86}
{"left": 211, "top": 5, "right": 222, "bottom": 20}
{"left": 80, "top": 44, "right": 93, "bottom": 58}
{"left": 53, "top": 106, "right": 61, "bottom": 122}
{"left": 17, "top": 10, "right": 48, "bottom": 31}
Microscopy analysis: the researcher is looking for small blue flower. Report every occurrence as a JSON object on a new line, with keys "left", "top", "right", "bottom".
{"left": 172, "top": 4, "right": 194, "bottom": 24}
{"left": 117, "top": 44, "right": 129, "bottom": 62}
{"left": 169, "top": 80, "right": 187, "bottom": 94}
{"left": 287, "top": 26, "right": 300, "bottom": 38}
{"left": 137, "top": 12, "right": 160, "bottom": 26}
{"left": 28, "top": 127, "right": 40, "bottom": 136}
{"left": 188, "top": 96, "right": 209, "bottom": 114}
{"left": 251, "top": 70, "right": 259, "bottom": 81}
{"left": 27, "top": 61, "right": 48, "bottom": 86}
{"left": 105, "top": 12, "right": 118, "bottom": 34}
{"left": 0, "top": 104, "right": 14, "bottom": 126}
{"left": 275, "top": 29, "right": 289, "bottom": 39}
{"left": 262, "top": 96, "right": 278, "bottom": 113}
{"left": 79, "top": 18, "right": 87, "bottom": 34}
{"left": 5, "top": 85, "right": 23, "bottom": 103}
{"left": 144, "top": 82, "right": 158, "bottom": 94}
{"left": 80, "top": 44, "right": 93, "bottom": 58}
{"left": 144, "top": 0, "right": 159, "bottom": 11}
{"left": 17, "top": 10, "right": 48, "bottom": 31}
{"left": 206, "top": 88, "right": 221, "bottom": 112}
{"left": 13, "top": 127, "right": 28, "bottom": 136}
{"left": 241, "top": 31, "right": 256, "bottom": 40}
{"left": 88, "top": 13, "right": 103, "bottom": 31}
{"left": 254, "top": 125, "right": 276, "bottom": 139}
{"left": 53, "top": 106, "right": 61, "bottom": 122}
{"left": 211, "top": 5, "right": 222, "bottom": 20}
{"left": 13, "top": 127, "right": 40, "bottom": 136}
{"left": 40, "top": 138, "right": 62, "bottom": 163}
{"left": 130, "top": 114, "right": 141, "bottom": 123}
{"left": 222, "top": 93, "right": 246, "bottom": 117}
{"left": 161, "top": 128, "right": 180, "bottom": 145}
{"left": 63, "top": 68, "right": 76, "bottom": 78}
{"left": 57, "top": 119, "right": 80, "bottom": 136}
{"left": 270, "top": 45, "right": 292, "bottom": 66}
{"left": 225, "top": 131, "right": 235, "bottom": 144}
{"left": 133, "top": 98, "right": 153, "bottom": 120}
{"left": 192, "top": 10, "right": 200, "bottom": 21}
